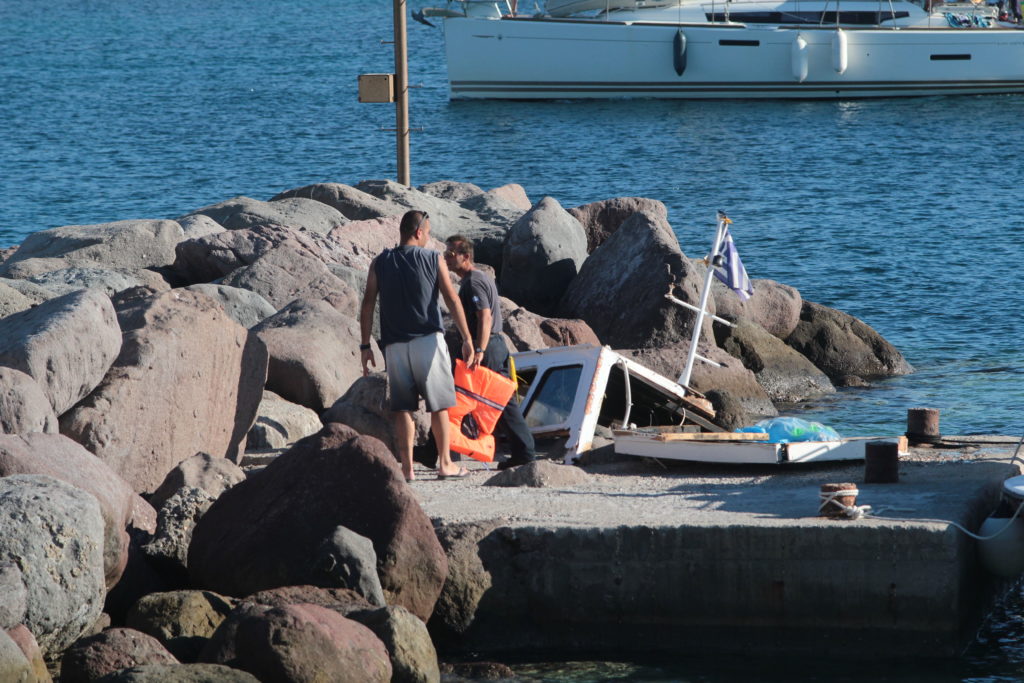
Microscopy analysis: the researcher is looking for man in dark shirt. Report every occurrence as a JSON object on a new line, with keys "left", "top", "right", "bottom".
{"left": 360, "top": 210, "right": 475, "bottom": 482}
{"left": 444, "top": 235, "right": 536, "bottom": 469}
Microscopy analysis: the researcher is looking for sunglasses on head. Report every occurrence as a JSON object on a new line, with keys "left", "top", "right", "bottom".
{"left": 415, "top": 211, "right": 429, "bottom": 232}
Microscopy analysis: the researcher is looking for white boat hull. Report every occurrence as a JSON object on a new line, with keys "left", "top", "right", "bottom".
{"left": 443, "top": 17, "right": 1024, "bottom": 98}
{"left": 613, "top": 433, "right": 908, "bottom": 464}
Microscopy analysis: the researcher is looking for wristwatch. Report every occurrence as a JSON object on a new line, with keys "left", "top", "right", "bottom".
{"left": 359, "top": 343, "right": 371, "bottom": 351}
{"left": 474, "top": 347, "right": 484, "bottom": 354}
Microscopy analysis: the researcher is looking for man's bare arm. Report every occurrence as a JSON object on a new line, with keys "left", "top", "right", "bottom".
{"left": 437, "top": 254, "right": 474, "bottom": 365}
{"left": 359, "top": 259, "right": 379, "bottom": 375}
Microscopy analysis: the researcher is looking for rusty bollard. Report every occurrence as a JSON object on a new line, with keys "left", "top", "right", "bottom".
{"left": 819, "top": 483, "right": 859, "bottom": 518}
{"left": 865, "top": 440, "right": 900, "bottom": 483}
{"left": 906, "top": 407, "right": 941, "bottom": 445}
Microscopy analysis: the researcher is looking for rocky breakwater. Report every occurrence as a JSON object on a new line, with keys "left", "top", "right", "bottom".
{"left": 0, "top": 178, "right": 911, "bottom": 679}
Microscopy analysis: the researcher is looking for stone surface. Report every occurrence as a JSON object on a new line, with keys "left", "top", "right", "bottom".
{"left": 189, "top": 424, "right": 448, "bottom": 622}
{"left": 229, "top": 603, "right": 391, "bottom": 683}
{"left": 0, "top": 475, "right": 106, "bottom": 656}
{"left": 499, "top": 197, "right": 588, "bottom": 316}
{"left": 178, "top": 196, "right": 347, "bottom": 235}
{"left": 0, "top": 563, "right": 27, "bottom": 629}
{"left": 312, "top": 526, "right": 386, "bottom": 607}
{"left": 0, "top": 289, "right": 121, "bottom": 414}
{"left": 559, "top": 210, "right": 708, "bottom": 349}
{"left": 712, "top": 277, "right": 804, "bottom": 340}
{"left": 715, "top": 318, "right": 836, "bottom": 403}
{"left": 243, "top": 586, "right": 374, "bottom": 615}
{"left": 703, "top": 389, "right": 750, "bottom": 431}
{"left": 0, "top": 220, "right": 184, "bottom": 279}
{"left": 95, "top": 662, "right": 258, "bottom": 682}
{"left": 141, "top": 487, "right": 217, "bottom": 583}
{"left": 60, "top": 289, "right": 268, "bottom": 494}
{"left": 786, "top": 300, "right": 914, "bottom": 381}
{"left": 417, "top": 180, "right": 484, "bottom": 203}
{"left": 60, "top": 628, "right": 178, "bottom": 683}
{"left": 0, "top": 627, "right": 33, "bottom": 683}
{"left": 252, "top": 296, "right": 372, "bottom": 412}
{"left": 347, "top": 605, "right": 440, "bottom": 683}
{"left": 176, "top": 215, "right": 224, "bottom": 240}
{"left": 0, "top": 280, "right": 37, "bottom": 319}
{"left": 126, "top": 591, "right": 236, "bottom": 662}
{"left": 184, "top": 284, "right": 276, "bottom": 329}
{"left": 484, "top": 460, "right": 591, "bottom": 488}
{"left": 26, "top": 267, "right": 165, "bottom": 298}
{"left": 247, "top": 390, "right": 323, "bottom": 450}
{"left": 220, "top": 244, "right": 358, "bottom": 310}
{"left": 320, "top": 373, "right": 431, "bottom": 456}
{"left": 272, "top": 182, "right": 400, "bottom": 221}
{"left": 0, "top": 432, "right": 141, "bottom": 588}
{"left": 429, "top": 521, "right": 501, "bottom": 645}
{"left": 569, "top": 196, "right": 669, "bottom": 253}
{"left": 6, "top": 625, "right": 49, "bottom": 683}
{"left": 148, "top": 452, "right": 247, "bottom": 511}
{"left": 325, "top": 215, "right": 403, "bottom": 270}
{"left": 0, "top": 368, "right": 58, "bottom": 435}
{"left": 483, "top": 183, "right": 532, "bottom": 211}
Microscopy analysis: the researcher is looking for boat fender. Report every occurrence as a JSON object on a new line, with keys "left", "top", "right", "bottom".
{"left": 791, "top": 33, "right": 808, "bottom": 82}
{"left": 673, "top": 29, "right": 687, "bottom": 76}
{"left": 832, "top": 28, "right": 848, "bottom": 74}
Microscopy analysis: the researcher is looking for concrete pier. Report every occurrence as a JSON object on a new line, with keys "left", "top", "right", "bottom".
{"left": 411, "top": 437, "right": 1023, "bottom": 659}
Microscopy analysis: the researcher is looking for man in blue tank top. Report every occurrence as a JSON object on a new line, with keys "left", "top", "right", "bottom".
{"left": 359, "top": 210, "right": 475, "bottom": 482}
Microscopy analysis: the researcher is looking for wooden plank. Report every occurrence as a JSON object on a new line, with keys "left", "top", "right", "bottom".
{"left": 656, "top": 431, "right": 770, "bottom": 442}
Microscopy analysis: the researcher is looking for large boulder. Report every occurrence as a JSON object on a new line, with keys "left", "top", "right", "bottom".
{"left": 569, "top": 197, "right": 669, "bottom": 253}
{"left": 0, "top": 433, "right": 144, "bottom": 588}
{"left": 347, "top": 606, "right": 440, "bottom": 683}
{"left": 188, "top": 423, "right": 448, "bottom": 621}
{"left": 141, "top": 487, "right": 217, "bottom": 583}
{"left": 0, "top": 289, "right": 121, "bottom": 415}
{"left": 429, "top": 521, "right": 501, "bottom": 646}
{"left": 560, "top": 211, "right": 707, "bottom": 350}
{"left": 320, "top": 374, "right": 431, "bottom": 456}
{"left": 0, "top": 368, "right": 58, "bottom": 435}
{"left": 60, "top": 289, "right": 268, "bottom": 494}
{"left": 0, "top": 563, "right": 27, "bottom": 629}
{"left": 5, "top": 625, "right": 48, "bottom": 682}
{"left": 0, "top": 280, "right": 37, "bottom": 319}
{"left": 26, "top": 267, "right": 169, "bottom": 298}
{"left": 95, "top": 662, "right": 258, "bottom": 682}
{"left": 499, "top": 298, "right": 600, "bottom": 352}
{"left": 0, "top": 627, "right": 35, "bottom": 683}
{"left": 148, "top": 453, "right": 247, "bottom": 511}
{"left": 247, "top": 391, "right": 323, "bottom": 450}
{"left": 60, "top": 628, "right": 178, "bottom": 683}
{"left": 325, "top": 215, "right": 403, "bottom": 271}
{"left": 252, "top": 295, "right": 372, "bottom": 413}
{"left": 712, "top": 277, "right": 803, "bottom": 340}
{"left": 183, "top": 284, "right": 276, "bottom": 329}
{"left": 715, "top": 319, "right": 836, "bottom": 403}
{"left": 417, "top": 180, "right": 483, "bottom": 203}
{"left": 177, "top": 196, "right": 347, "bottom": 236}
{"left": 176, "top": 215, "right": 224, "bottom": 240}
{"left": 220, "top": 245, "right": 359, "bottom": 311}
{"left": 0, "top": 220, "right": 184, "bottom": 280}
{"left": 0, "top": 475, "right": 106, "bottom": 656}
{"left": 126, "top": 590, "right": 236, "bottom": 662}
{"left": 219, "top": 603, "right": 391, "bottom": 683}
{"left": 272, "top": 183, "right": 401, "bottom": 221}
{"left": 499, "top": 197, "right": 587, "bottom": 316}
{"left": 242, "top": 586, "right": 374, "bottom": 615}
{"left": 785, "top": 301, "right": 914, "bottom": 382}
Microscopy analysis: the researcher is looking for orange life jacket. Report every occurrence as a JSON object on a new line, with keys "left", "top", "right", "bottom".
{"left": 448, "top": 359, "right": 516, "bottom": 463}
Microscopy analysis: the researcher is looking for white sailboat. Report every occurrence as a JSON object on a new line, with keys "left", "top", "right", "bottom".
{"left": 420, "top": 0, "right": 1024, "bottom": 98}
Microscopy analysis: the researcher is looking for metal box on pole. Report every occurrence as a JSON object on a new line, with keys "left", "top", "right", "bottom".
{"left": 358, "top": 74, "right": 395, "bottom": 103}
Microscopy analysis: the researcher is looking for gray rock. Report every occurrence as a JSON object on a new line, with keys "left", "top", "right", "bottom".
{"left": 4, "top": 624, "right": 48, "bottom": 682}
{"left": 272, "top": 182, "right": 401, "bottom": 221}
{"left": 715, "top": 318, "right": 836, "bottom": 403}
{"left": 703, "top": 389, "right": 750, "bottom": 431}
{"left": 0, "top": 563, "right": 27, "bottom": 630}
{"left": 176, "top": 215, "right": 223, "bottom": 240}
{"left": 142, "top": 487, "right": 217, "bottom": 581}
{"left": 126, "top": 590, "right": 236, "bottom": 662}
{"left": 499, "top": 197, "right": 588, "bottom": 316}
{"left": 0, "top": 475, "right": 106, "bottom": 656}
{"left": 0, "top": 289, "right": 121, "bottom": 414}
{"left": 0, "top": 278, "right": 58, "bottom": 306}
{"left": 786, "top": 300, "right": 914, "bottom": 381}
{"left": 60, "top": 289, "right": 268, "bottom": 494}
{"left": 712, "top": 277, "right": 804, "bottom": 340}
{"left": 560, "top": 210, "right": 708, "bottom": 350}
{"left": 569, "top": 196, "right": 669, "bottom": 253}
{"left": 247, "top": 391, "right": 322, "bottom": 450}
{"left": 0, "top": 280, "right": 34, "bottom": 319}
{"left": 313, "top": 526, "right": 386, "bottom": 607}
{"left": 429, "top": 521, "right": 501, "bottom": 644}
{"left": 483, "top": 460, "right": 591, "bottom": 487}
{"left": 252, "top": 296, "right": 374, "bottom": 412}
{"left": 60, "top": 628, "right": 178, "bottom": 683}
{"left": 0, "top": 367, "right": 58, "bottom": 435}
{"left": 184, "top": 284, "right": 276, "bottom": 329}
{"left": 481, "top": 183, "right": 532, "bottom": 211}
{"left": 177, "top": 196, "right": 347, "bottom": 236}
{"left": 348, "top": 606, "right": 440, "bottom": 683}
{"left": 320, "top": 373, "right": 431, "bottom": 456}
{"left": 0, "top": 219, "right": 184, "bottom": 279}
{"left": 417, "top": 180, "right": 484, "bottom": 203}
{"left": 220, "top": 244, "right": 359, "bottom": 310}
{"left": 148, "top": 453, "right": 247, "bottom": 511}
{"left": 96, "top": 663, "right": 258, "bottom": 682}
{"left": 0, "top": 627, "right": 33, "bottom": 683}
{"left": 26, "top": 267, "right": 149, "bottom": 298}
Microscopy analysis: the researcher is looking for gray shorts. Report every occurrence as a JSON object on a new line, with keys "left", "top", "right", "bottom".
{"left": 385, "top": 332, "right": 456, "bottom": 412}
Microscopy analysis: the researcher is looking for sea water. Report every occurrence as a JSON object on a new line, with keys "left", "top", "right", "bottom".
{"left": 2, "top": 0, "right": 1023, "bottom": 678}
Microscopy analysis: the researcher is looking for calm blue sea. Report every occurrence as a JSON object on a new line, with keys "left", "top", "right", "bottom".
{"left": 2, "top": 1, "right": 1024, "bottom": 678}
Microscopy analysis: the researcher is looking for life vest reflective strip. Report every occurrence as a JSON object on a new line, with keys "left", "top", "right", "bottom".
{"left": 448, "top": 360, "right": 516, "bottom": 463}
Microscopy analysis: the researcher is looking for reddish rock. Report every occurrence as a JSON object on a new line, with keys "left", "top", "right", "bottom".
{"left": 244, "top": 586, "right": 374, "bottom": 615}
{"left": 60, "top": 628, "right": 177, "bottom": 683}
{"left": 569, "top": 197, "right": 669, "bottom": 253}
{"left": 149, "top": 453, "right": 247, "bottom": 511}
{"left": 60, "top": 289, "right": 268, "bottom": 494}
{"left": 221, "top": 244, "right": 360, "bottom": 311}
{"left": 0, "top": 433, "right": 141, "bottom": 588}
{"left": 231, "top": 604, "right": 391, "bottom": 683}
{"left": 6, "top": 625, "right": 49, "bottom": 683}
{"left": 485, "top": 183, "right": 531, "bottom": 211}
{"left": 188, "top": 424, "right": 448, "bottom": 622}
{"left": 712, "top": 277, "right": 803, "bottom": 340}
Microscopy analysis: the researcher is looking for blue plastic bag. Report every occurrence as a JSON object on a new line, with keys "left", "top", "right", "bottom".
{"left": 736, "top": 417, "right": 841, "bottom": 443}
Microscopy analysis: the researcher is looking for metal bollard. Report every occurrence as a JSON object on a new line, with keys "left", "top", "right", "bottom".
{"left": 906, "top": 407, "right": 941, "bottom": 445}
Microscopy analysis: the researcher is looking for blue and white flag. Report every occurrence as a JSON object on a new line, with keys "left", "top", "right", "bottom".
{"left": 713, "top": 227, "right": 754, "bottom": 301}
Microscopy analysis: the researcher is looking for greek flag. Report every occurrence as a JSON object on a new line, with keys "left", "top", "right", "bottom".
{"left": 713, "top": 226, "right": 754, "bottom": 300}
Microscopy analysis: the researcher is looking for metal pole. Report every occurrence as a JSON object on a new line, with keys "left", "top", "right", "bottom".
{"left": 393, "top": 0, "right": 411, "bottom": 186}
{"left": 677, "top": 214, "right": 728, "bottom": 391}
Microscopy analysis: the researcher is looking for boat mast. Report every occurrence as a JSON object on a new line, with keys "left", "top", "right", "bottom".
{"left": 677, "top": 212, "right": 730, "bottom": 391}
